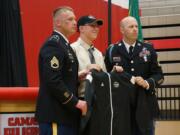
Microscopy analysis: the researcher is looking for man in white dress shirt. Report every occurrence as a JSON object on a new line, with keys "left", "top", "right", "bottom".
{"left": 71, "top": 15, "right": 107, "bottom": 99}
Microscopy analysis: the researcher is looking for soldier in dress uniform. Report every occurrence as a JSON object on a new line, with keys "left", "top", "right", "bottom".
{"left": 105, "top": 16, "right": 164, "bottom": 135}
{"left": 35, "top": 6, "right": 87, "bottom": 135}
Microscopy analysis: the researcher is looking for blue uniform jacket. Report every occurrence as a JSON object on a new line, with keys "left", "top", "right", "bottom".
{"left": 35, "top": 31, "right": 80, "bottom": 126}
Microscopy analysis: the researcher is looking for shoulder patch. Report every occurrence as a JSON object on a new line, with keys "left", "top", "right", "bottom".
{"left": 50, "top": 56, "right": 59, "bottom": 69}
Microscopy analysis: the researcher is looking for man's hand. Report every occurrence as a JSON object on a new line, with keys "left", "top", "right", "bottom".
{"left": 76, "top": 100, "right": 87, "bottom": 116}
{"left": 78, "top": 69, "right": 90, "bottom": 81}
{"left": 87, "top": 64, "right": 102, "bottom": 72}
{"left": 135, "top": 76, "right": 149, "bottom": 89}
{"left": 112, "top": 65, "right": 124, "bottom": 72}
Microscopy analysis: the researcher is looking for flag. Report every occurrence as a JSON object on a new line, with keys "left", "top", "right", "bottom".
{"left": 104, "top": 0, "right": 129, "bottom": 43}
{"left": 129, "top": 0, "right": 143, "bottom": 41}
{"left": 104, "top": 0, "right": 143, "bottom": 42}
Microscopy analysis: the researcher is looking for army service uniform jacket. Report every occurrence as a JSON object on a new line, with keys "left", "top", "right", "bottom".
{"left": 35, "top": 31, "right": 79, "bottom": 126}
{"left": 81, "top": 70, "right": 136, "bottom": 135}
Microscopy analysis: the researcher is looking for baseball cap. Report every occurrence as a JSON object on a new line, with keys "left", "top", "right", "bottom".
{"left": 77, "top": 15, "right": 103, "bottom": 31}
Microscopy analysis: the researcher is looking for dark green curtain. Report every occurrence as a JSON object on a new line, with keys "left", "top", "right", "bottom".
{"left": 0, "top": 0, "right": 28, "bottom": 86}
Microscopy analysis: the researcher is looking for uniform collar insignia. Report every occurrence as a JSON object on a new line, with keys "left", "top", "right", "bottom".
{"left": 50, "top": 56, "right": 59, "bottom": 69}
{"left": 65, "top": 42, "right": 70, "bottom": 46}
{"left": 137, "top": 43, "right": 141, "bottom": 46}
{"left": 118, "top": 43, "right": 122, "bottom": 46}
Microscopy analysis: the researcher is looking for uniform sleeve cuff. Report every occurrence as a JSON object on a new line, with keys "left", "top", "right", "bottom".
{"left": 146, "top": 78, "right": 156, "bottom": 90}
{"left": 63, "top": 94, "right": 79, "bottom": 109}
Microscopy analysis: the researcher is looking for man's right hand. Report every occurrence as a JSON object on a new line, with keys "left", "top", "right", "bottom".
{"left": 76, "top": 100, "right": 87, "bottom": 116}
{"left": 78, "top": 69, "right": 90, "bottom": 81}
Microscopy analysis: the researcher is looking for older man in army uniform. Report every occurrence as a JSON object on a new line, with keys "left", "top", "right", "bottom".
{"left": 35, "top": 6, "right": 87, "bottom": 135}
{"left": 105, "top": 16, "right": 164, "bottom": 135}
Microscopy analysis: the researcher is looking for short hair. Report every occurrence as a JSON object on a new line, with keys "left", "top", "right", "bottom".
{"left": 53, "top": 6, "right": 73, "bottom": 19}
{"left": 120, "top": 16, "right": 137, "bottom": 28}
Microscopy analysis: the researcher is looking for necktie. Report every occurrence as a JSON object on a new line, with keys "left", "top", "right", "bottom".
{"left": 129, "top": 46, "right": 134, "bottom": 57}
{"left": 88, "top": 47, "right": 95, "bottom": 64}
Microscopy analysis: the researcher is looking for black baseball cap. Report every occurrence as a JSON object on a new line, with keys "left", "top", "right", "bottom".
{"left": 77, "top": 15, "right": 103, "bottom": 31}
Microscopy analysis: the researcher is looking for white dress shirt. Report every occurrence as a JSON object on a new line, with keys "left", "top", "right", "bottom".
{"left": 71, "top": 38, "right": 106, "bottom": 97}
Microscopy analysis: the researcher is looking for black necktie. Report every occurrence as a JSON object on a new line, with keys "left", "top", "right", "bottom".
{"left": 88, "top": 47, "right": 95, "bottom": 64}
{"left": 129, "top": 46, "right": 134, "bottom": 57}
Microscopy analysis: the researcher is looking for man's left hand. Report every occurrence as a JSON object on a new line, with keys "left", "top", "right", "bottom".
{"left": 135, "top": 76, "right": 149, "bottom": 89}
{"left": 112, "top": 65, "right": 124, "bottom": 72}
